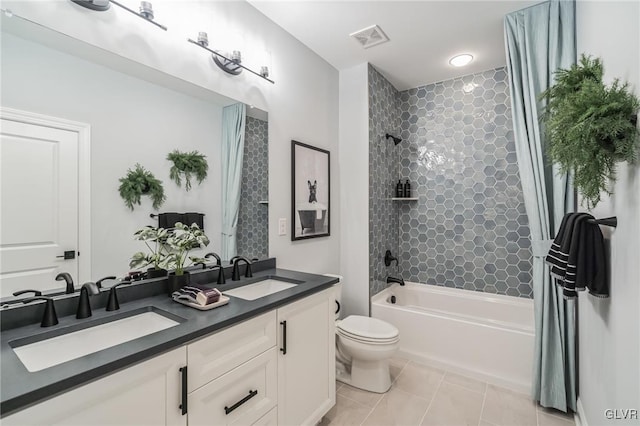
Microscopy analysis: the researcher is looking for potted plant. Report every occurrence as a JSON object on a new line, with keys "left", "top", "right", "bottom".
{"left": 164, "top": 222, "right": 210, "bottom": 293}
{"left": 118, "top": 164, "right": 166, "bottom": 210}
{"left": 129, "top": 226, "right": 170, "bottom": 278}
{"left": 541, "top": 54, "right": 640, "bottom": 207}
{"left": 167, "top": 150, "right": 208, "bottom": 191}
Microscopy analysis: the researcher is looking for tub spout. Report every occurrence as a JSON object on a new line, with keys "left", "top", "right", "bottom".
{"left": 386, "top": 276, "right": 404, "bottom": 286}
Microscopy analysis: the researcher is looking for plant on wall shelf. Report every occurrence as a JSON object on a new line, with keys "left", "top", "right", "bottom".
{"left": 118, "top": 164, "right": 166, "bottom": 210}
{"left": 541, "top": 54, "right": 640, "bottom": 207}
{"left": 167, "top": 150, "right": 208, "bottom": 191}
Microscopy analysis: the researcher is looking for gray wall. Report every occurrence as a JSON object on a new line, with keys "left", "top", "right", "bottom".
{"left": 237, "top": 116, "right": 269, "bottom": 260}
{"left": 368, "top": 65, "right": 400, "bottom": 295}
{"left": 368, "top": 66, "right": 533, "bottom": 298}
{"left": 576, "top": 1, "right": 640, "bottom": 424}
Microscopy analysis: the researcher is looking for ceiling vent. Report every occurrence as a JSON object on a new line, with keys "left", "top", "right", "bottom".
{"left": 349, "top": 25, "right": 389, "bottom": 49}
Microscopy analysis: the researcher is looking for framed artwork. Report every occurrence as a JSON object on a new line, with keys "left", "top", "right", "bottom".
{"left": 291, "top": 140, "right": 330, "bottom": 240}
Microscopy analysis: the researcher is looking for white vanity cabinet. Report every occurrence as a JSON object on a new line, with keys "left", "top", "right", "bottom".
{"left": 276, "top": 289, "right": 336, "bottom": 426}
{"left": 3, "top": 347, "right": 187, "bottom": 426}
{"left": 3, "top": 286, "right": 336, "bottom": 426}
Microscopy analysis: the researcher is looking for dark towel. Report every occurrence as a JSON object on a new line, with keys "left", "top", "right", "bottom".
{"left": 563, "top": 214, "right": 594, "bottom": 298}
{"left": 546, "top": 212, "right": 609, "bottom": 299}
{"left": 158, "top": 212, "right": 183, "bottom": 229}
{"left": 184, "top": 212, "right": 205, "bottom": 230}
{"left": 158, "top": 212, "right": 205, "bottom": 231}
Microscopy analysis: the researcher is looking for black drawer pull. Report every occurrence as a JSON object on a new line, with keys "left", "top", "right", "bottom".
{"left": 224, "top": 389, "right": 258, "bottom": 415}
{"left": 280, "top": 320, "right": 287, "bottom": 355}
{"left": 179, "top": 366, "right": 187, "bottom": 415}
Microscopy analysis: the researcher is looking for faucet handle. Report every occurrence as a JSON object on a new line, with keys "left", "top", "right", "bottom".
{"left": 106, "top": 280, "right": 131, "bottom": 311}
{"left": 384, "top": 250, "right": 398, "bottom": 267}
{"left": 96, "top": 276, "right": 117, "bottom": 289}
{"left": 13, "top": 289, "right": 43, "bottom": 297}
{"left": 23, "top": 297, "right": 58, "bottom": 327}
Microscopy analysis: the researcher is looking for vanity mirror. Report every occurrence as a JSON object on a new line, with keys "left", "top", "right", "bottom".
{"left": 0, "top": 13, "right": 269, "bottom": 299}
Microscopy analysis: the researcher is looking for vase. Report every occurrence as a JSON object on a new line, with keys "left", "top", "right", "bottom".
{"left": 167, "top": 271, "right": 190, "bottom": 295}
{"left": 146, "top": 267, "right": 168, "bottom": 279}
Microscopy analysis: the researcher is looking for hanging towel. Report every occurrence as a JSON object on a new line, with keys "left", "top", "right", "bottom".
{"left": 184, "top": 212, "right": 205, "bottom": 230}
{"left": 546, "top": 212, "right": 609, "bottom": 299}
{"left": 158, "top": 212, "right": 183, "bottom": 229}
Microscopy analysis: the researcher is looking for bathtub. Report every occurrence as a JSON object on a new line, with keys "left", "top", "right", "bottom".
{"left": 371, "top": 282, "right": 534, "bottom": 393}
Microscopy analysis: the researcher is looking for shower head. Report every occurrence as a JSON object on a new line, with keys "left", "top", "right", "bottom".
{"left": 385, "top": 133, "right": 402, "bottom": 145}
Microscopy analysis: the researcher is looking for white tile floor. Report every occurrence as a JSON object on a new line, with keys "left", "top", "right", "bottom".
{"left": 320, "top": 358, "right": 575, "bottom": 426}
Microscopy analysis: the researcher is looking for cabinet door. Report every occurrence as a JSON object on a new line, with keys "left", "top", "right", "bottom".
{"left": 277, "top": 288, "right": 335, "bottom": 426}
{"left": 3, "top": 348, "right": 187, "bottom": 426}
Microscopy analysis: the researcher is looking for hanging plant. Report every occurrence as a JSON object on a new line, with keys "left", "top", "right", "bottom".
{"left": 118, "top": 163, "right": 166, "bottom": 210}
{"left": 167, "top": 150, "right": 208, "bottom": 191}
{"left": 540, "top": 54, "right": 640, "bottom": 207}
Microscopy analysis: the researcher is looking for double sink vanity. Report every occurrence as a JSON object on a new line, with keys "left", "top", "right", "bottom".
{"left": 0, "top": 260, "right": 338, "bottom": 425}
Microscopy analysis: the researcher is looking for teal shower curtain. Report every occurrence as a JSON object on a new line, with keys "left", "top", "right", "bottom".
{"left": 504, "top": 0, "right": 577, "bottom": 412}
{"left": 221, "top": 103, "right": 246, "bottom": 260}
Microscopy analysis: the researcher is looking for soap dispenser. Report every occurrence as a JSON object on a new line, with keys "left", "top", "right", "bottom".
{"left": 403, "top": 179, "right": 411, "bottom": 198}
{"left": 396, "top": 180, "right": 404, "bottom": 198}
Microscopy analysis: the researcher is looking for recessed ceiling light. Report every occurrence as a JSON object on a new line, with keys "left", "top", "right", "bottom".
{"left": 449, "top": 54, "right": 474, "bottom": 67}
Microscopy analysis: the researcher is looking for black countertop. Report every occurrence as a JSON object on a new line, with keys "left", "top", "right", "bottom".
{"left": 0, "top": 268, "right": 338, "bottom": 417}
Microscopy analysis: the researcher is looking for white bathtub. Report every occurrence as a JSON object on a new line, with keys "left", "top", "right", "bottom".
{"left": 371, "top": 282, "right": 534, "bottom": 393}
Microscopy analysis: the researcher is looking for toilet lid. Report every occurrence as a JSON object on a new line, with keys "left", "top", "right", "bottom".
{"left": 337, "top": 315, "right": 399, "bottom": 340}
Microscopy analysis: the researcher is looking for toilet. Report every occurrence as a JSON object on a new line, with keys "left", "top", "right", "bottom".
{"left": 331, "top": 277, "right": 400, "bottom": 393}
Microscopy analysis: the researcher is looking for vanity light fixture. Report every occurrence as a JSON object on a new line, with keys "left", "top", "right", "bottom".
{"left": 187, "top": 32, "right": 275, "bottom": 84}
{"left": 449, "top": 53, "right": 474, "bottom": 67}
{"left": 70, "top": 0, "right": 167, "bottom": 31}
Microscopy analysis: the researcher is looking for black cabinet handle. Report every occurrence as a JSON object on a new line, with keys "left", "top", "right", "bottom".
{"left": 225, "top": 390, "right": 258, "bottom": 415}
{"left": 280, "top": 320, "right": 287, "bottom": 355}
{"left": 179, "top": 366, "right": 187, "bottom": 415}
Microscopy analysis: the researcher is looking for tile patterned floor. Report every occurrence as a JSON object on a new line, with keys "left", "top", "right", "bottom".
{"left": 320, "top": 358, "right": 575, "bottom": 426}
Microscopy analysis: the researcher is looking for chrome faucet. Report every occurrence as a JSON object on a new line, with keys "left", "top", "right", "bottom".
{"left": 386, "top": 276, "right": 405, "bottom": 286}
{"left": 232, "top": 257, "right": 253, "bottom": 281}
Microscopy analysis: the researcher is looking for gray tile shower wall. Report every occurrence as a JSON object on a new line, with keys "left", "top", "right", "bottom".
{"left": 396, "top": 68, "right": 532, "bottom": 298}
{"left": 369, "top": 65, "right": 401, "bottom": 295}
{"left": 237, "top": 116, "right": 269, "bottom": 260}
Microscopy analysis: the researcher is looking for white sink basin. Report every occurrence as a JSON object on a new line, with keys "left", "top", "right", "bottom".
{"left": 223, "top": 279, "right": 298, "bottom": 301}
{"left": 12, "top": 311, "right": 179, "bottom": 372}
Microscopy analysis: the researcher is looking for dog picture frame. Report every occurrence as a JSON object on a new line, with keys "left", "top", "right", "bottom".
{"left": 291, "top": 140, "right": 330, "bottom": 240}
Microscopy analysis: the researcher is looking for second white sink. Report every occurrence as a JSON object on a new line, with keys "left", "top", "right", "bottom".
{"left": 224, "top": 279, "right": 298, "bottom": 301}
{"left": 12, "top": 311, "right": 180, "bottom": 372}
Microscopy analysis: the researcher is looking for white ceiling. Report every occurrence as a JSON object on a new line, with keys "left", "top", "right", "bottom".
{"left": 249, "top": 0, "right": 539, "bottom": 91}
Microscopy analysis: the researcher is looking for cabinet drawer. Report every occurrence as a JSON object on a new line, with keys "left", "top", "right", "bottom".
{"left": 188, "top": 347, "right": 277, "bottom": 426}
{"left": 252, "top": 407, "right": 278, "bottom": 426}
{"left": 187, "top": 310, "right": 276, "bottom": 391}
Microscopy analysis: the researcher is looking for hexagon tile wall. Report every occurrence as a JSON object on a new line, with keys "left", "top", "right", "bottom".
{"left": 237, "top": 116, "right": 269, "bottom": 259}
{"left": 369, "top": 66, "right": 533, "bottom": 298}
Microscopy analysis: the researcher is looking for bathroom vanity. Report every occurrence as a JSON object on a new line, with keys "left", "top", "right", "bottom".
{"left": 0, "top": 268, "right": 338, "bottom": 425}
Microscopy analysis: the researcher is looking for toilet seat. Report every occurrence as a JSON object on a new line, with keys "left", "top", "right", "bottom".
{"left": 337, "top": 328, "right": 400, "bottom": 344}
{"left": 337, "top": 315, "right": 399, "bottom": 342}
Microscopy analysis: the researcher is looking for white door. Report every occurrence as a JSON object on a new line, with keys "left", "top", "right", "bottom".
{"left": 0, "top": 115, "right": 81, "bottom": 297}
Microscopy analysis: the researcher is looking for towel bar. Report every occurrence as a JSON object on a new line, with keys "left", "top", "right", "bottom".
{"left": 586, "top": 217, "right": 617, "bottom": 228}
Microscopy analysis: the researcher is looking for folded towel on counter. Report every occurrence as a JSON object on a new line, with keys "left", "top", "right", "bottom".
{"left": 545, "top": 212, "right": 609, "bottom": 299}
{"left": 172, "top": 285, "right": 221, "bottom": 306}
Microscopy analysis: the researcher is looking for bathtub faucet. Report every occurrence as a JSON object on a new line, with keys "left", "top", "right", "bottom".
{"left": 386, "top": 276, "right": 405, "bottom": 286}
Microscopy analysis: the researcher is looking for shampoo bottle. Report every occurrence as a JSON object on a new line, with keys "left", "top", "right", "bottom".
{"left": 396, "top": 180, "right": 404, "bottom": 198}
{"left": 403, "top": 179, "right": 411, "bottom": 198}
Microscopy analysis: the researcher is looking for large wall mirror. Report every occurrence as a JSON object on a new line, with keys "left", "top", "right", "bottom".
{"left": 0, "top": 14, "right": 269, "bottom": 299}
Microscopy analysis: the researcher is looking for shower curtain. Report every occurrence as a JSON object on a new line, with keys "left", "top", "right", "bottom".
{"left": 221, "top": 103, "right": 246, "bottom": 260}
{"left": 504, "top": 0, "right": 576, "bottom": 412}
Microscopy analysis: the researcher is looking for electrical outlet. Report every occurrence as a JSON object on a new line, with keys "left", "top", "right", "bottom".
{"left": 278, "top": 218, "right": 287, "bottom": 236}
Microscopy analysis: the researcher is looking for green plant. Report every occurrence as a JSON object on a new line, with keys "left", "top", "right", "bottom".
{"left": 129, "top": 226, "right": 169, "bottom": 270}
{"left": 165, "top": 222, "right": 210, "bottom": 275}
{"left": 541, "top": 54, "right": 640, "bottom": 207}
{"left": 118, "top": 164, "right": 166, "bottom": 210}
{"left": 167, "top": 150, "right": 208, "bottom": 191}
